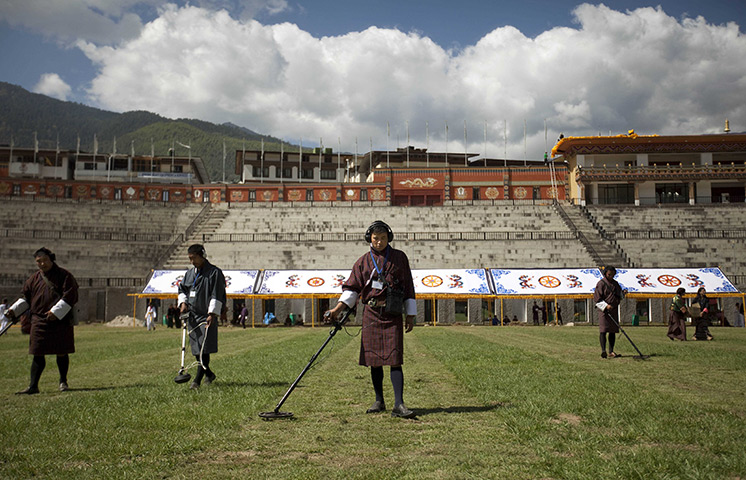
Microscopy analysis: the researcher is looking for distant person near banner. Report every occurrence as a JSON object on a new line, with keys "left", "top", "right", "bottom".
{"left": 667, "top": 288, "right": 688, "bottom": 341}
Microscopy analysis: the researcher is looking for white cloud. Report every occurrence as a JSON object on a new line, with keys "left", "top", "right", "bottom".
{"left": 32, "top": 73, "right": 72, "bottom": 101}
{"left": 79, "top": 4, "right": 746, "bottom": 159}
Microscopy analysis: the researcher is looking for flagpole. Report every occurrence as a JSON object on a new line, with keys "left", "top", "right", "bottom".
{"left": 33, "top": 131, "right": 38, "bottom": 178}
{"left": 523, "top": 119, "right": 527, "bottom": 167}
{"left": 299, "top": 137, "right": 302, "bottom": 183}
{"left": 241, "top": 139, "right": 246, "bottom": 183}
{"left": 445, "top": 122, "right": 448, "bottom": 167}
{"left": 150, "top": 138, "right": 154, "bottom": 183}
{"left": 464, "top": 120, "right": 469, "bottom": 167}
{"left": 280, "top": 140, "right": 284, "bottom": 183}
{"left": 386, "top": 122, "right": 390, "bottom": 168}
{"left": 406, "top": 121, "right": 410, "bottom": 167}
{"left": 222, "top": 138, "right": 226, "bottom": 183}
{"left": 55, "top": 132, "right": 59, "bottom": 179}
{"left": 426, "top": 122, "right": 429, "bottom": 167}
{"left": 318, "top": 137, "right": 322, "bottom": 181}
{"left": 503, "top": 120, "right": 507, "bottom": 167}
{"left": 260, "top": 137, "right": 264, "bottom": 184}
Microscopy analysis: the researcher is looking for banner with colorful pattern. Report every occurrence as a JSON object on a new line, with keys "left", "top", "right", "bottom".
{"left": 613, "top": 268, "right": 738, "bottom": 294}
{"left": 412, "top": 269, "right": 491, "bottom": 295}
{"left": 258, "top": 270, "right": 351, "bottom": 295}
{"left": 489, "top": 267, "right": 738, "bottom": 295}
{"left": 489, "top": 268, "right": 603, "bottom": 295}
{"left": 142, "top": 270, "right": 260, "bottom": 295}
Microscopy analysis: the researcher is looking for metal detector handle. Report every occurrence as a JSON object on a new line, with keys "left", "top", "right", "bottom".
{"left": 329, "top": 307, "right": 355, "bottom": 331}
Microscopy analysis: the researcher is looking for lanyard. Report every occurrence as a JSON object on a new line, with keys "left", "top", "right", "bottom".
{"left": 369, "top": 246, "right": 390, "bottom": 280}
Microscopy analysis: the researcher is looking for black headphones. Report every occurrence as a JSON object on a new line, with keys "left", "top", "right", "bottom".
{"left": 365, "top": 220, "right": 393, "bottom": 243}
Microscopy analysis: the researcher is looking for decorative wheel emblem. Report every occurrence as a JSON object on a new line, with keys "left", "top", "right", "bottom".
{"left": 657, "top": 275, "right": 681, "bottom": 287}
{"left": 538, "top": 276, "right": 561, "bottom": 288}
{"left": 307, "top": 277, "right": 325, "bottom": 287}
{"left": 421, "top": 275, "right": 443, "bottom": 287}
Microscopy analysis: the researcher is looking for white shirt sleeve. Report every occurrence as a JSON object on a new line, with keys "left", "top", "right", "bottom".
{"left": 9, "top": 298, "right": 29, "bottom": 316}
{"left": 339, "top": 290, "right": 358, "bottom": 308}
{"left": 208, "top": 299, "right": 223, "bottom": 316}
{"left": 178, "top": 293, "right": 188, "bottom": 306}
{"left": 51, "top": 299, "right": 72, "bottom": 319}
{"left": 405, "top": 298, "right": 417, "bottom": 316}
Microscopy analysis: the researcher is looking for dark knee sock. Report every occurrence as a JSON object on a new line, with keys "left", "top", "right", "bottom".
{"left": 609, "top": 333, "right": 616, "bottom": 352}
{"left": 56, "top": 355, "right": 69, "bottom": 383}
{"left": 201, "top": 353, "right": 212, "bottom": 376}
{"left": 194, "top": 355, "right": 205, "bottom": 383}
{"left": 390, "top": 366, "right": 404, "bottom": 407}
{"left": 600, "top": 332, "right": 607, "bottom": 352}
{"left": 30, "top": 355, "right": 45, "bottom": 388}
{"left": 370, "top": 366, "right": 384, "bottom": 403}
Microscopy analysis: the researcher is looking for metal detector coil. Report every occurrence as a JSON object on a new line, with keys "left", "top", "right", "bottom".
{"left": 259, "top": 307, "right": 355, "bottom": 420}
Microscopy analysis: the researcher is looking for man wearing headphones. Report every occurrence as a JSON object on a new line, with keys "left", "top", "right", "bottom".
{"left": 327, "top": 221, "right": 417, "bottom": 418}
{"left": 178, "top": 244, "right": 226, "bottom": 389}
{"left": 6, "top": 247, "right": 79, "bottom": 394}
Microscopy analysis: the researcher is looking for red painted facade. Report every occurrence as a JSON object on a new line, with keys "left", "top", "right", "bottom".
{"left": 0, "top": 166, "right": 566, "bottom": 204}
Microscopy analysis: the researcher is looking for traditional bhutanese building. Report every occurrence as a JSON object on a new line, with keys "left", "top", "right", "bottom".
{"left": 551, "top": 130, "right": 746, "bottom": 205}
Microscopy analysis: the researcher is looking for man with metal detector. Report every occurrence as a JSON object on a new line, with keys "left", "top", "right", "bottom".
{"left": 178, "top": 244, "right": 226, "bottom": 390}
{"left": 326, "top": 220, "right": 418, "bottom": 419}
{"left": 594, "top": 266, "right": 624, "bottom": 359}
{"left": 5, "top": 248, "right": 78, "bottom": 394}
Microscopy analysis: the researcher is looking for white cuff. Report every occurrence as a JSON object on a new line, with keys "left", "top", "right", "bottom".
{"left": 178, "top": 293, "right": 188, "bottom": 306}
{"left": 339, "top": 290, "right": 358, "bottom": 308}
{"left": 595, "top": 301, "right": 609, "bottom": 311}
{"left": 208, "top": 299, "right": 223, "bottom": 316}
{"left": 51, "top": 299, "right": 72, "bottom": 319}
{"left": 405, "top": 298, "right": 417, "bottom": 316}
{"left": 9, "top": 299, "right": 29, "bottom": 316}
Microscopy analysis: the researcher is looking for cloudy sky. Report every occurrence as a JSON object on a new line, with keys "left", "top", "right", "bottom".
{"left": 1, "top": 0, "right": 745, "bottom": 159}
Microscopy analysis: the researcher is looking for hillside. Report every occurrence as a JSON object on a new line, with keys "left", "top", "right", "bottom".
{"left": 0, "top": 82, "right": 298, "bottom": 181}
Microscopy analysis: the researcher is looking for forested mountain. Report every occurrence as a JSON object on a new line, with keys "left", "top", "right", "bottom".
{"left": 0, "top": 82, "right": 297, "bottom": 181}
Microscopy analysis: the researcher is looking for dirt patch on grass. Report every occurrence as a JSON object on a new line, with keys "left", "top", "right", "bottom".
{"left": 550, "top": 413, "right": 583, "bottom": 426}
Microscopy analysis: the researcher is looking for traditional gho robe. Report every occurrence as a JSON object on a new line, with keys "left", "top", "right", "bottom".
{"left": 593, "top": 276, "right": 623, "bottom": 333}
{"left": 10, "top": 264, "right": 78, "bottom": 355}
{"left": 178, "top": 260, "right": 226, "bottom": 356}
{"left": 667, "top": 294, "right": 688, "bottom": 341}
{"left": 339, "top": 245, "right": 416, "bottom": 367}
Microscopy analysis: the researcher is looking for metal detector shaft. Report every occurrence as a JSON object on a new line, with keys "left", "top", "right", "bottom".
{"left": 270, "top": 308, "right": 353, "bottom": 413}
{"left": 0, "top": 317, "right": 18, "bottom": 338}
{"left": 609, "top": 316, "right": 648, "bottom": 358}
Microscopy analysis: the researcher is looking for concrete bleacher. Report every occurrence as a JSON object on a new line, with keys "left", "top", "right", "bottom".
{"left": 586, "top": 204, "right": 746, "bottom": 281}
{"left": 0, "top": 200, "right": 204, "bottom": 280}
{"left": 163, "top": 203, "right": 595, "bottom": 270}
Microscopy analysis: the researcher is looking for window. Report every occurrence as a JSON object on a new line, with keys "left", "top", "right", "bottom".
{"left": 360, "top": 189, "right": 368, "bottom": 201}
{"left": 302, "top": 169, "right": 314, "bottom": 179}
{"left": 306, "top": 189, "right": 314, "bottom": 201}
{"left": 172, "top": 165, "right": 183, "bottom": 173}
{"left": 533, "top": 186, "right": 541, "bottom": 199}
{"left": 282, "top": 168, "right": 293, "bottom": 179}
{"left": 473, "top": 187, "right": 480, "bottom": 200}
{"left": 248, "top": 190, "right": 256, "bottom": 202}
{"left": 320, "top": 169, "right": 336, "bottom": 180}
{"left": 84, "top": 163, "right": 95, "bottom": 170}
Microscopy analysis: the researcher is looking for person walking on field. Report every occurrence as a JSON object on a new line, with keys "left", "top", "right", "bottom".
{"left": 668, "top": 287, "right": 688, "bottom": 341}
{"left": 327, "top": 220, "right": 417, "bottom": 419}
{"left": 593, "top": 266, "right": 624, "bottom": 359}
{"left": 178, "top": 244, "right": 226, "bottom": 390}
{"left": 6, "top": 248, "right": 79, "bottom": 394}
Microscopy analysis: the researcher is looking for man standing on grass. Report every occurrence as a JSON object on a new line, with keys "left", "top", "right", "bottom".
{"left": 178, "top": 244, "right": 226, "bottom": 390}
{"left": 6, "top": 248, "right": 78, "bottom": 394}
{"left": 593, "top": 266, "right": 624, "bottom": 359}
{"left": 327, "top": 220, "right": 417, "bottom": 418}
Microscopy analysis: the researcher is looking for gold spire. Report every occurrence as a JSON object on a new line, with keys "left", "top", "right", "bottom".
{"left": 724, "top": 119, "right": 731, "bottom": 133}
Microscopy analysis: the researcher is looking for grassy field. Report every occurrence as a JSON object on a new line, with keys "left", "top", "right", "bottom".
{"left": 1, "top": 323, "right": 745, "bottom": 479}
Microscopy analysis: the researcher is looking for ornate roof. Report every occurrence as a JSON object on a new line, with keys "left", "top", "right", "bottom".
{"left": 552, "top": 133, "right": 746, "bottom": 158}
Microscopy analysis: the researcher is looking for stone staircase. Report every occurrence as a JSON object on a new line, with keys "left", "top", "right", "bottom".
{"left": 554, "top": 203, "right": 631, "bottom": 268}
{"left": 162, "top": 205, "right": 230, "bottom": 269}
